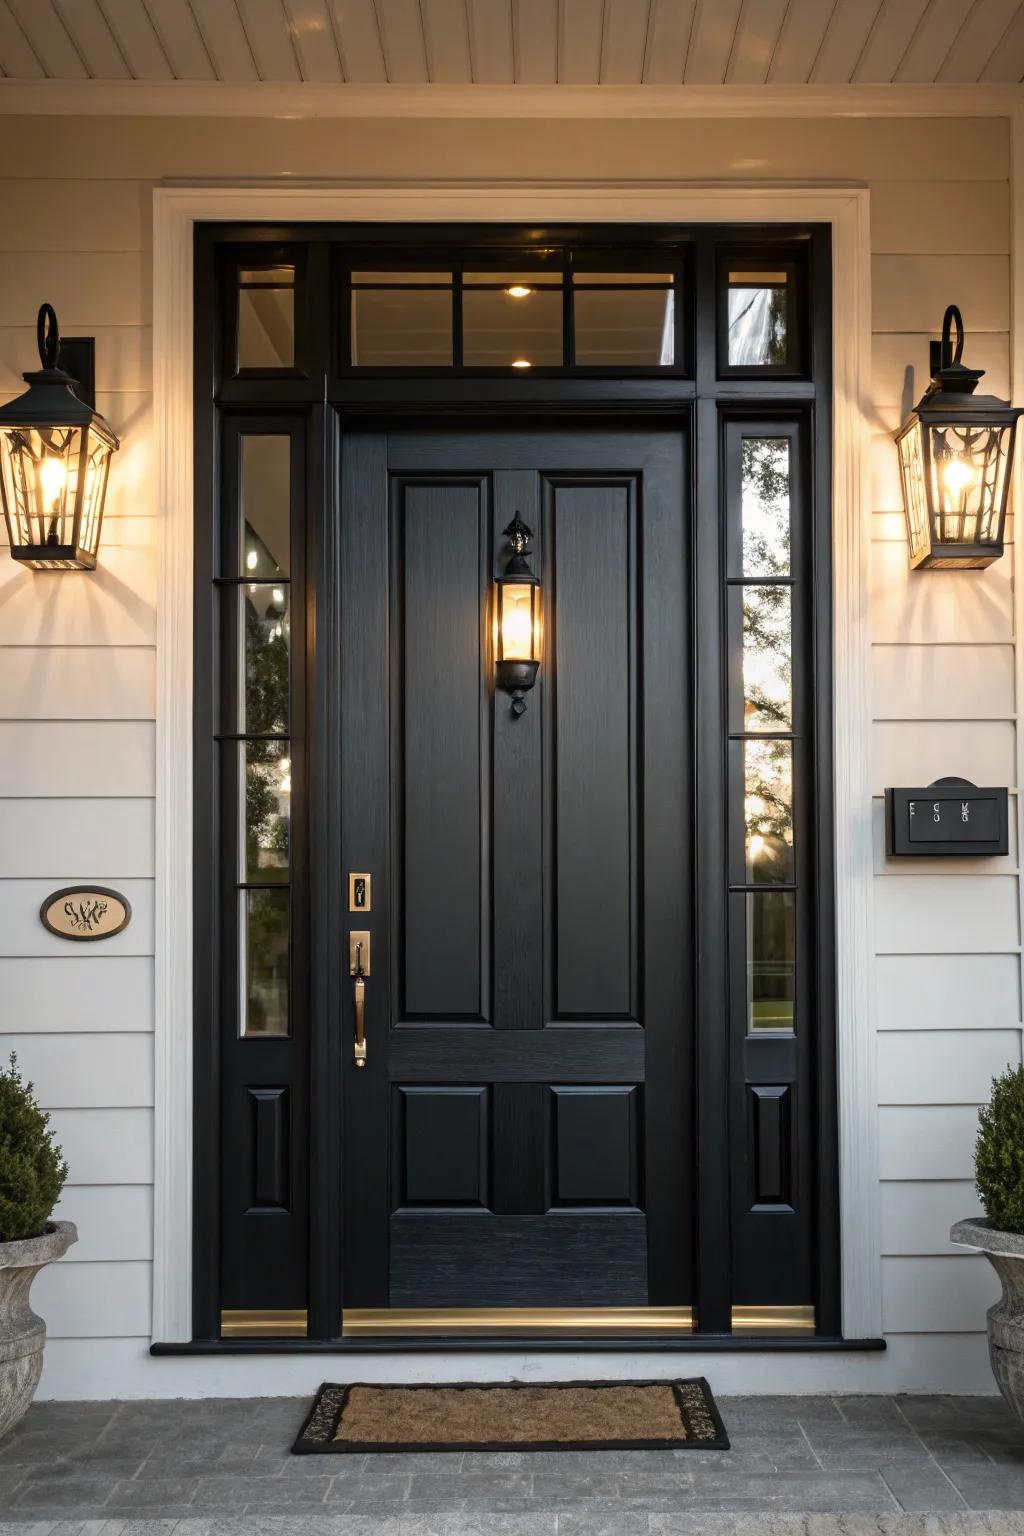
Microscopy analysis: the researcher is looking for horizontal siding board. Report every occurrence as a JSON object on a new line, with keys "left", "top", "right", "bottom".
{"left": 32, "top": 1259, "right": 152, "bottom": 1339}
{"left": 876, "top": 953, "right": 1021, "bottom": 1031}
{"left": 872, "top": 719, "right": 1016, "bottom": 791}
{"left": 0, "top": 181, "right": 151, "bottom": 252}
{"left": 873, "top": 798, "right": 1018, "bottom": 875}
{"left": 50, "top": 1108, "right": 153, "bottom": 1184}
{"left": 872, "top": 255, "right": 1009, "bottom": 332}
{"left": 872, "top": 331, "right": 1009, "bottom": 410}
{"left": 0, "top": 723, "right": 154, "bottom": 797}
{"left": 871, "top": 644, "right": 1015, "bottom": 720}
{"left": 879, "top": 1105, "right": 980, "bottom": 1179}
{"left": 877, "top": 1029, "right": 1021, "bottom": 1105}
{"left": 52, "top": 1185, "right": 153, "bottom": 1262}
{"left": 873, "top": 875, "right": 1019, "bottom": 953}
{"left": 869, "top": 180, "right": 1010, "bottom": 255}
{"left": 882, "top": 1254, "right": 1000, "bottom": 1333}
{"left": 0, "top": 1033, "right": 153, "bottom": 1109}
{"left": 870, "top": 543, "right": 1014, "bottom": 642}
{"left": 0, "top": 955, "right": 153, "bottom": 1032}
{"left": 0, "top": 326, "right": 152, "bottom": 395}
{"left": 0, "top": 879, "right": 152, "bottom": 957}
{"left": 0, "top": 549, "right": 156, "bottom": 646}
{"left": 0, "top": 252, "right": 149, "bottom": 328}
{"left": 880, "top": 1181, "right": 980, "bottom": 1257}
{"left": 0, "top": 648, "right": 155, "bottom": 720}
{"left": 0, "top": 799, "right": 153, "bottom": 878}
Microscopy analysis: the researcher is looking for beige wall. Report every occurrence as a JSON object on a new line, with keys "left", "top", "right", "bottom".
{"left": 0, "top": 112, "right": 1016, "bottom": 1395}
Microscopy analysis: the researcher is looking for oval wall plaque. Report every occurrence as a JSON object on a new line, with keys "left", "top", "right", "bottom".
{"left": 40, "top": 886, "right": 131, "bottom": 942}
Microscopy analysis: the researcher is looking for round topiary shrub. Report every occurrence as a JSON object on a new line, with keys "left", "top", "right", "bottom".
{"left": 0, "top": 1054, "right": 67, "bottom": 1243}
{"left": 976, "top": 1063, "right": 1024, "bottom": 1235}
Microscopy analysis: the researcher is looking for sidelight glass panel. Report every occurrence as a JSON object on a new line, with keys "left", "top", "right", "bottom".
{"left": 238, "top": 266, "right": 295, "bottom": 369}
{"left": 727, "top": 269, "right": 789, "bottom": 368}
{"left": 350, "top": 282, "right": 453, "bottom": 366}
{"left": 463, "top": 284, "right": 563, "bottom": 367}
{"left": 243, "top": 740, "right": 291, "bottom": 883}
{"left": 241, "top": 584, "right": 290, "bottom": 735}
{"left": 742, "top": 585, "right": 792, "bottom": 732}
{"left": 741, "top": 437, "right": 791, "bottom": 576}
{"left": 746, "top": 890, "right": 795, "bottom": 1032}
{"left": 242, "top": 888, "right": 290, "bottom": 1036}
{"left": 240, "top": 435, "right": 290, "bottom": 578}
{"left": 744, "top": 739, "right": 794, "bottom": 884}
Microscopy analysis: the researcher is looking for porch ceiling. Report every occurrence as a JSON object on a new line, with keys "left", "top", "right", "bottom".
{"left": 0, "top": 0, "right": 1023, "bottom": 89}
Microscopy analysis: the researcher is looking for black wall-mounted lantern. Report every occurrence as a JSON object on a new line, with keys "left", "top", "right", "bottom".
{"left": 895, "top": 304, "right": 1022, "bottom": 571}
{"left": 0, "top": 304, "right": 119, "bottom": 571}
{"left": 494, "top": 512, "right": 541, "bottom": 717}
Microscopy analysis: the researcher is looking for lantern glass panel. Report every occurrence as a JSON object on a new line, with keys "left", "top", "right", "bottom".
{"left": 897, "top": 422, "right": 930, "bottom": 564}
{"left": 926, "top": 420, "right": 1012, "bottom": 546}
{"left": 497, "top": 581, "right": 539, "bottom": 662}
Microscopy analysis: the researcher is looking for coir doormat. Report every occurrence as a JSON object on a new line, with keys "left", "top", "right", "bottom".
{"left": 293, "top": 1378, "right": 729, "bottom": 1453}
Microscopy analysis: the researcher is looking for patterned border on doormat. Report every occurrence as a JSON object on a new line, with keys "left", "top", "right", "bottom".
{"left": 292, "top": 1377, "right": 730, "bottom": 1454}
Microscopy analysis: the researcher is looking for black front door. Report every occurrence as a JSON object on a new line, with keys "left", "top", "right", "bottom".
{"left": 339, "top": 423, "right": 693, "bottom": 1329}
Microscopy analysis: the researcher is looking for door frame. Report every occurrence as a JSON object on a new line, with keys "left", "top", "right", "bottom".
{"left": 153, "top": 181, "right": 874, "bottom": 1345}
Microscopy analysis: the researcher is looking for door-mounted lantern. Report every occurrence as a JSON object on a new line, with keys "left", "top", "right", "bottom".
{"left": 0, "top": 304, "right": 119, "bottom": 570}
{"left": 895, "top": 304, "right": 1023, "bottom": 570}
{"left": 494, "top": 512, "right": 541, "bottom": 717}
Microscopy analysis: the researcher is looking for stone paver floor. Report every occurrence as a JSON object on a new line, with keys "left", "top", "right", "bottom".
{"left": 3, "top": 1394, "right": 1024, "bottom": 1533}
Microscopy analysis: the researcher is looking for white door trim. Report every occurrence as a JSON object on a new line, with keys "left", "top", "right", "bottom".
{"left": 152, "top": 181, "right": 876, "bottom": 1344}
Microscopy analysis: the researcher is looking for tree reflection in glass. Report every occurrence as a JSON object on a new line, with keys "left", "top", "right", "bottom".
{"left": 745, "top": 738, "right": 793, "bottom": 884}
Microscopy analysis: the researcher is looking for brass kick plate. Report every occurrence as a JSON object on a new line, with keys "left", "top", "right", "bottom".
{"left": 349, "top": 930, "right": 370, "bottom": 975}
{"left": 349, "top": 873, "right": 371, "bottom": 913}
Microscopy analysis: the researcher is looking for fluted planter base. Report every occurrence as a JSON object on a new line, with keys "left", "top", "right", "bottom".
{"left": 951, "top": 1217, "right": 1024, "bottom": 1420}
{"left": 0, "top": 1221, "right": 76, "bottom": 1439}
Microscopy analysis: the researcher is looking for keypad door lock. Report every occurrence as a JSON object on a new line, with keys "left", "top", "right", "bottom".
{"left": 348, "top": 873, "right": 371, "bottom": 912}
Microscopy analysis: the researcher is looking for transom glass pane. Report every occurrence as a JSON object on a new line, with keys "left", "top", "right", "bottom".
{"left": 742, "top": 585, "right": 792, "bottom": 732}
{"left": 463, "top": 286, "right": 563, "bottom": 367}
{"left": 728, "top": 268, "right": 788, "bottom": 367}
{"left": 351, "top": 286, "right": 453, "bottom": 365}
{"left": 243, "top": 740, "right": 291, "bottom": 883}
{"left": 238, "top": 265, "right": 295, "bottom": 369}
{"left": 242, "top": 584, "right": 290, "bottom": 735}
{"left": 741, "top": 437, "right": 791, "bottom": 576}
{"left": 241, "top": 435, "right": 290, "bottom": 577}
{"left": 575, "top": 286, "right": 675, "bottom": 366}
{"left": 746, "top": 890, "right": 795, "bottom": 1032}
{"left": 744, "top": 739, "right": 794, "bottom": 884}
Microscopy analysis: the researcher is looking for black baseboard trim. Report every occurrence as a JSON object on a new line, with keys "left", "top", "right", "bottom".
{"left": 151, "top": 1335, "right": 886, "bottom": 1356}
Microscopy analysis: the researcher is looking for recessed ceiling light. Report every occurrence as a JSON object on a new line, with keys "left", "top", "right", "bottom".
{"left": 512, "top": 358, "right": 532, "bottom": 369}
{"left": 507, "top": 285, "right": 532, "bottom": 299}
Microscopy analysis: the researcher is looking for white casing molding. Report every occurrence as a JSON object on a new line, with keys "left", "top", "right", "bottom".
{"left": 152, "top": 181, "right": 876, "bottom": 1346}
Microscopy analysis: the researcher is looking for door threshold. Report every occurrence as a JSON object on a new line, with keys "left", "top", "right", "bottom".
{"left": 152, "top": 1335, "right": 886, "bottom": 1355}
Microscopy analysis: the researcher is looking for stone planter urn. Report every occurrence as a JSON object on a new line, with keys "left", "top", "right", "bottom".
{"left": 0, "top": 1221, "right": 76, "bottom": 1437}
{"left": 951, "top": 1217, "right": 1024, "bottom": 1420}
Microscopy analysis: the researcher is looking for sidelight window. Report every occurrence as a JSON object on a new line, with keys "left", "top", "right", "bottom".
{"left": 727, "top": 427, "right": 800, "bottom": 1034}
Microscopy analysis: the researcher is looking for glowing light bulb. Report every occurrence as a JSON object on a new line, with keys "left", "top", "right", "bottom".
{"left": 506, "top": 285, "right": 532, "bottom": 299}
{"left": 40, "top": 454, "right": 66, "bottom": 510}
{"left": 246, "top": 549, "right": 258, "bottom": 571}
{"left": 942, "top": 454, "right": 975, "bottom": 498}
{"left": 512, "top": 358, "right": 532, "bottom": 369}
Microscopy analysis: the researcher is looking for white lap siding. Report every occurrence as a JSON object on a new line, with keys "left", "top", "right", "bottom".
{"left": 0, "top": 110, "right": 1014, "bottom": 1395}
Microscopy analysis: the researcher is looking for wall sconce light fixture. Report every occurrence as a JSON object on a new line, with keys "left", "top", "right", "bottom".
{"left": 895, "top": 304, "right": 1022, "bottom": 570}
{"left": 495, "top": 512, "right": 541, "bottom": 717}
{"left": 0, "top": 304, "right": 119, "bottom": 570}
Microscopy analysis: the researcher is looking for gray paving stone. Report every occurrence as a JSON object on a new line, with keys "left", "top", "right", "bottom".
{"left": 834, "top": 1398, "right": 913, "bottom": 1428}
{"left": 406, "top": 1472, "right": 531, "bottom": 1501}
{"left": 196, "top": 1474, "right": 335, "bottom": 1506}
{"left": 94, "top": 1482, "right": 199, "bottom": 1511}
{"left": 554, "top": 1515, "right": 648, "bottom": 1536}
{"left": 682, "top": 1470, "right": 899, "bottom": 1512}
{"left": 797, "top": 1427, "right": 930, "bottom": 1464}
{"left": 650, "top": 1518, "right": 1024, "bottom": 1534}
{"left": 943, "top": 1460, "right": 1024, "bottom": 1509}
{"left": 878, "top": 1461, "right": 968, "bottom": 1512}
{"left": 322, "top": 1472, "right": 412, "bottom": 1501}
{"left": 11, "top": 1478, "right": 116, "bottom": 1513}
{"left": 398, "top": 1520, "right": 556, "bottom": 1536}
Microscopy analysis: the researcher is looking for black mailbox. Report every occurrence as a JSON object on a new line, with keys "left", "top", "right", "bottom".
{"left": 884, "top": 777, "right": 1009, "bottom": 858}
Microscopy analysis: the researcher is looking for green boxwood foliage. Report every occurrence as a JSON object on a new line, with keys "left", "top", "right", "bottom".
{"left": 976, "top": 1064, "right": 1024, "bottom": 1234}
{"left": 0, "top": 1054, "right": 67, "bottom": 1243}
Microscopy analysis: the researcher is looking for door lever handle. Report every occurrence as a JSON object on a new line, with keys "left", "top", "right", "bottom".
{"left": 349, "top": 931, "right": 370, "bottom": 1068}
